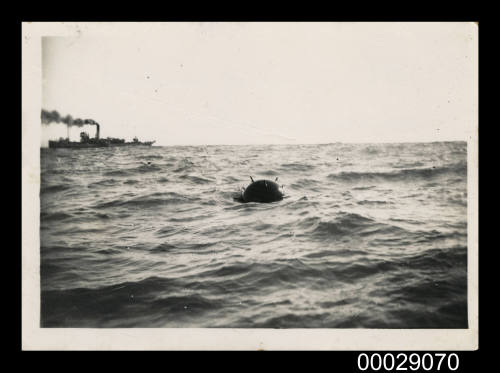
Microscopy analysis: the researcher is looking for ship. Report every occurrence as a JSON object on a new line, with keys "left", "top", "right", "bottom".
{"left": 48, "top": 123, "right": 155, "bottom": 149}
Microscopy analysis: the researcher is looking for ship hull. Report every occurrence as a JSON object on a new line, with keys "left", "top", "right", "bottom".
{"left": 48, "top": 141, "right": 155, "bottom": 149}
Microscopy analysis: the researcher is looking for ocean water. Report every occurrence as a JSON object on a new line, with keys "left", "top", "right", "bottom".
{"left": 40, "top": 142, "right": 468, "bottom": 328}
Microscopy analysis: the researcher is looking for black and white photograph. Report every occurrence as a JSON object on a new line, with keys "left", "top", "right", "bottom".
{"left": 23, "top": 22, "right": 478, "bottom": 349}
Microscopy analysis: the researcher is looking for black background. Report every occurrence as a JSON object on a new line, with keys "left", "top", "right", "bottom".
{"left": 11, "top": 8, "right": 486, "bottom": 371}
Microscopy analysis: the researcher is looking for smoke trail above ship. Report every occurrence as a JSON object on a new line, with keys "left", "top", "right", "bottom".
{"left": 41, "top": 109, "right": 100, "bottom": 139}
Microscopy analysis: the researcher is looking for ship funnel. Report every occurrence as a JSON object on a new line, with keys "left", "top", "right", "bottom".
{"left": 95, "top": 124, "right": 100, "bottom": 139}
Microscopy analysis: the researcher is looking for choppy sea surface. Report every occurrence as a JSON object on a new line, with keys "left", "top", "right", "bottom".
{"left": 40, "top": 142, "right": 467, "bottom": 328}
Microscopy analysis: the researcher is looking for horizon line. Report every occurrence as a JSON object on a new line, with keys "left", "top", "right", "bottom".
{"left": 40, "top": 139, "right": 468, "bottom": 148}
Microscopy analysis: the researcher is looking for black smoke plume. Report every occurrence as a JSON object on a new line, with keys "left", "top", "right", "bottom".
{"left": 42, "top": 109, "right": 100, "bottom": 138}
{"left": 42, "top": 109, "right": 99, "bottom": 127}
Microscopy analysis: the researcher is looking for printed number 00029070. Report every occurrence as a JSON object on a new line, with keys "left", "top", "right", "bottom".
{"left": 357, "top": 353, "right": 459, "bottom": 371}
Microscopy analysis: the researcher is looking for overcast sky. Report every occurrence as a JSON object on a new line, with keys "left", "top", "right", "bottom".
{"left": 41, "top": 22, "right": 477, "bottom": 146}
